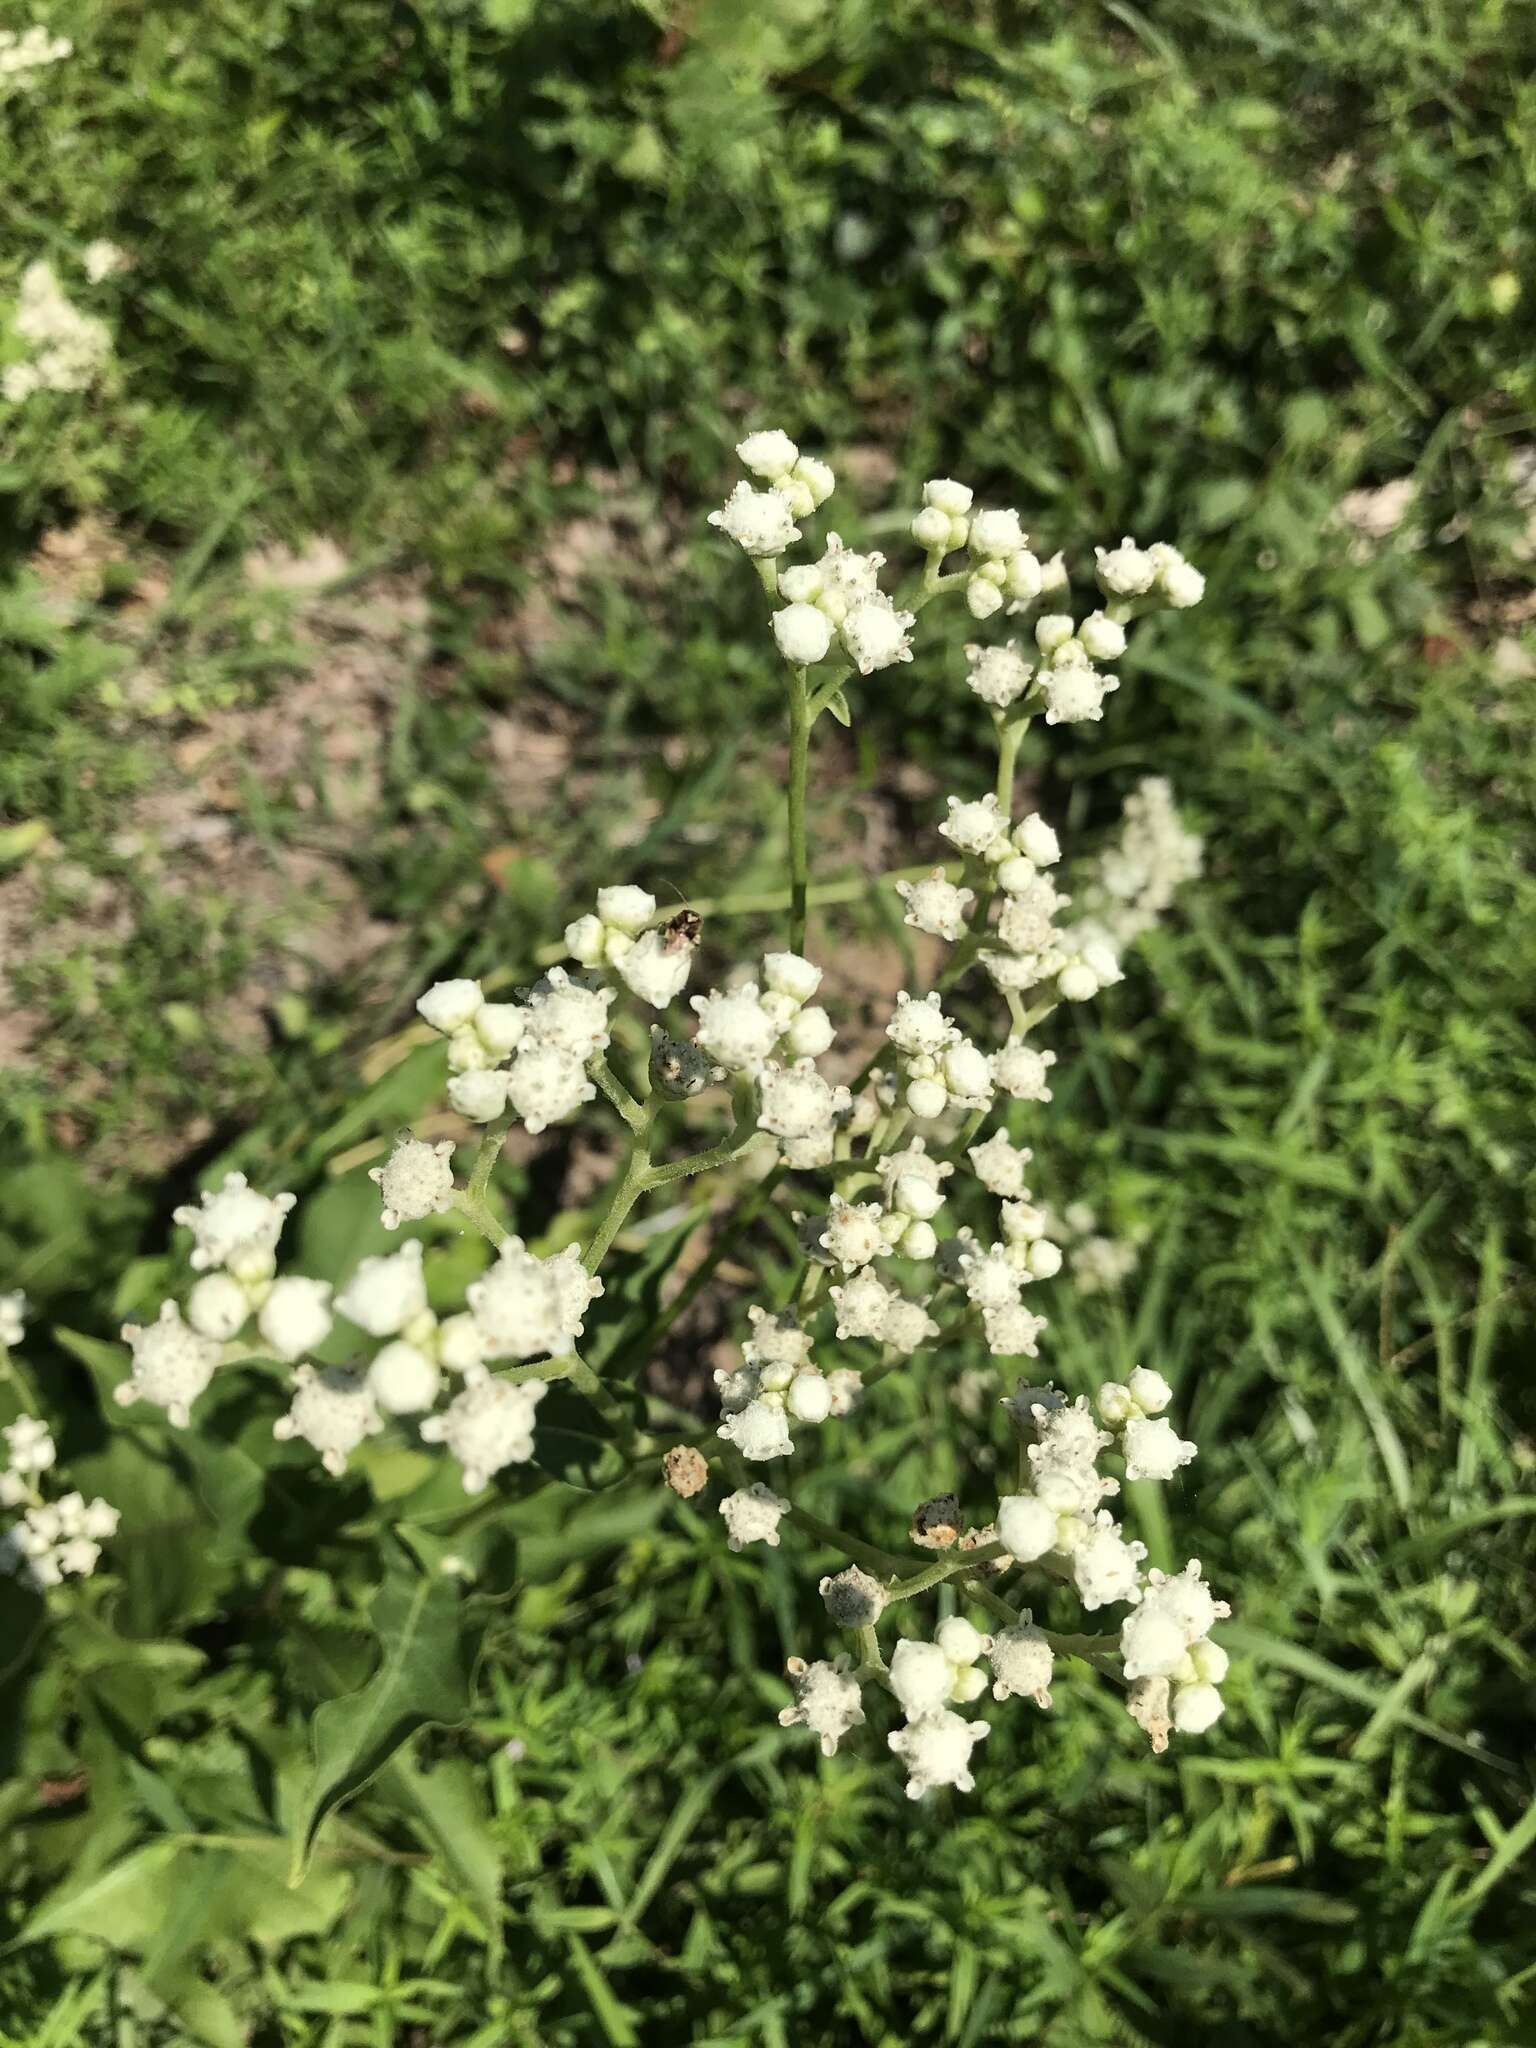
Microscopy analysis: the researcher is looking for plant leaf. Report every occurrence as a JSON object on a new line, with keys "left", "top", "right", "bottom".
{"left": 287, "top": 1545, "right": 471, "bottom": 1882}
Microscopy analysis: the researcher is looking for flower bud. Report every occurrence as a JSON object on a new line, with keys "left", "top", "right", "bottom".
{"left": 911, "top": 504, "right": 952, "bottom": 551}
{"left": 772, "top": 602, "right": 834, "bottom": 666}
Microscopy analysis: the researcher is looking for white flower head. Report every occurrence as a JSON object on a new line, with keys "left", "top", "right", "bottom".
{"left": 996, "top": 1491, "right": 1058, "bottom": 1564}
{"left": 736, "top": 429, "right": 799, "bottom": 479}
{"left": 886, "top": 991, "right": 958, "bottom": 1058}
{"left": 420, "top": 1371, "right": 547, "bottom": 1493}
{"left": 1122, "top": 1561, "right": 1229, "bottom": 1677}
{"left": 596, "top": 884, "right": 657, "bottom": 934}
{"left": 812, "top": 534, "right": 884, "bottom": 618}
{"left": 115, "top": 1303, "right": 221, "bottom": 1427}
{"left": 708, "top": 481, "right": 800, "bottom": 558}
{"left": 256, "top": 1276, "right": 335, "bottom": 1364}
{"left": 172, "top": 1172, "right": 295, "bottom": 1275}
{"left": 447, "top": 1068, "right": 508, "bottom": 1127}
{"left": 1122, "top": 1414, "right": 1197, "bottom": 1483}
{"left": 1149, "top": 542, "right": 1206, "bottom": 608}
{"left": 889, "top": 1633, "right": 986, "bottom": 1719}
{"left": 272, "top": 1365, "right": 383, "bottom": 1477}
{"left": 368, "top": 1341, "right": 443, "bottom": 1416}
{"left": 1041, "top": 664, "right": 1118, "bottom": 726}
{"left": 895, "top": 870, "right": 975, "bottom": 942}
{"left": 524, "top": 967, "right": 614, "bottom": 1061}
{"left": 964, "top": 641, "right": 1033, "bottom": 709}
{"left": 959, "top": 1243, "right": 1022, "bottom": 1314}
{"left": 826, "top": 1366, "right": 864, "bottom": 1415}
{"left": 772, "top": 602, "right": 834, "bottom": 666}
{"left": 840, "top": 596, "right": 915, "bottom": 676}
{"left": 334, "top": 1240, "right": 428, "bottom": 1340}
{"left": 938, "top": 792, "right": 1010, "bottom": 862}
{"left": 717, "top": 1396, "right": 793, "bottom": 1462}
{"left": 969, "top": 1130, "right": 1033, "bottom": 1199}
{"left": 186, "top": 1272, "right": 251, "bottom": 1343}
{"left": 969, "top": 507, "right": 1027, "bottom": 562}
{"left": 1094, "top": 537, "right": 1157, "bottom": 596}
{"left": 782, "top": 1003, "right": 835, "bottom": 1059}
{"left": 616, "top": 925, "right": 695, "bottom": 1010}
{"left": 941, "top": 1036, "right": 994, "bottom": 1110}
{"left": 882, "top": 1295, "right": 939, "bottom": 1353}
{"left": 468, "top": 1238, "right": 601, "bottom": 1362}
{"left": 691, "top": 983, "right": 779, "bottom": 1073}
{"left": 417, "top": 979, "right": 484, "bottom": 1035}
{"left": 991, "top": 1039, "right": 1057, "bottom": 1103}
{"left": 436, "top": 1311, "right": 486, "bottom": 1374}
{"left": 779, "top": 1655, "right": 865, "bottom": 1757}
{"left": 742, "top": 1306, "right": 815, "bottom": 1372}
{"left": 818, "top": 1197, "right": 887, "bottom": 1273}
{"left": 923, "top": 478, "right": 974, "bottom": 518}
{"left": 757, "top": 1060, "right": 850, "bottom": 1146}
{"left": 889, "top": 1710, "right": 989, "bottom": 1799}
{"left": 982, "top": 1302, "right": 1048, "bottom": 1359}
{"left": 504, "top": 1044, "right": 594, "bottom": 1134}
{"left": 0, "top": 1292, "right": 27, "bottom": 1348}
{"left": 829, "top": 1266, "right": 896, "bottom": 1341}
{"left": 719, "top": 1484, "right": 790, "bottom": 1551}
{"left": 1128, "top": 1365, "right": 1173, "bottom": 1412}
{"left": 2, "top": 1414, "right": 55, "bottom": 1476}
{"left": 761, "top": 951, "right": 822, "bottom": 1004}
{"left": 988, "top": 1623, "right": 1054, "bottom": 1707}
{"left": 371, "top": 1136, "right": 456, "bottom": 1230}
{"left": 1172, "top": 1680, "right": 1225, "bottom": 1734}
{"left": 1078, "top": 610, "right": 1128, "bottom": 661}
{"left": 1071, "top": 1515, "right": 1146, "bottom": 1611}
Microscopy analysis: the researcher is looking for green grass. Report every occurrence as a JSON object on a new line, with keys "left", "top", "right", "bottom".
{"left": 1, "top": 1, "right": 1535, "bottom": 2042}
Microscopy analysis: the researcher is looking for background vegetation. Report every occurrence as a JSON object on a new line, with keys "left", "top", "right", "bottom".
{"left": 1, "top": 1, "right": 1533, "bottom": 2041}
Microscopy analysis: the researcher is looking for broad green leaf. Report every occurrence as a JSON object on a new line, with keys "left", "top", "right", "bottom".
{"left": 17, "top": 1839, "right": 181, "bottom": 1948}
{"left": 390, "top": 1753, "right": 504, "bottom": 1953}
{"left": 288, "top": 1547, "right": 471, "bottom": 1881}
{"left": 530, "top": 1383, "right": 628, "bottom": 1492}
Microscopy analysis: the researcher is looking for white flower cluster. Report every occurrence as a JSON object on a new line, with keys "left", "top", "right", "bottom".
{"left": 691, "top": 951, "right": 838, "bottom": 1139}
{"left": 0, "top": 1415, "right": 118, "bottom": 1590}
{"left": 910, "top": 481, "right": 1051, "bottom": 623}
{"left": 0, "top": 24, "right": 70, "bottom": 92}
{"left": 771, "top": 534, "right": 916, "bottom": 677}
{"left": 711, "top": 429, "right": 923, "bottom": 678}
{"left": 111, "top": 1154, "right": 606, "bottom": 1497}
{"left": 716, "top": 1308, "right": 841, "bottom": 1462}
{"left": 1071, "top": 775, "right": 1205, "bottom": 956}
{"left": 3, "top": 259, "right": 112, "bottom": 403}
{"left": 708, "top": 430, "right": 834, "bottom": 561}
{"left": 775, "top": 1371, "right": 1224, "bottom": 1797}
{"left": 417, "top": 970, "right": 610, "bottom": 1130}
{"left": 1046, "top": 1200, "right": 1141, "bottom": 1295}
{"left": 89, "top": 439, "right": 1226, "bottom": 1815}
{"left": 0, "top": 1290, "right": 26, "bottom": 1348}
{"left": 566, "top": 885, "right": 699, "bottom": 1012}
{"left": 886, "top": 1618, "right": 993, "bottom": 1795}
{"left": 1122, "top": 1564, "right": 1232, "bottom": 1747}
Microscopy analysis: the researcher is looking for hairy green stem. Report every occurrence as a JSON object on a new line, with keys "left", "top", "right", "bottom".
{"left": 883, "top": 1541, "right": 1006, "bottom": 1605}
{"left": 452, "top": 1188, "right": 507, "bottom": 1248}
{"left": 787, "top": 664, "right": 811, "bottom": 952}
{"left": 590, "top": 1056, "right": 647, "bottom": 1133}
{"left": 783, "top": 1504, "right": 911, "bottom": 1579}
{"left": 689, "top": 861, "right": 959, "bottom": 922}
{"left": 642, "top": 1119, "right": 765, "bottom": 1192}
{"left": 582, "top": 1114, "right": 658, "bottom": 1273}
{"left": 855, "top": 1623, "right": 887, "bottom": 1677}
